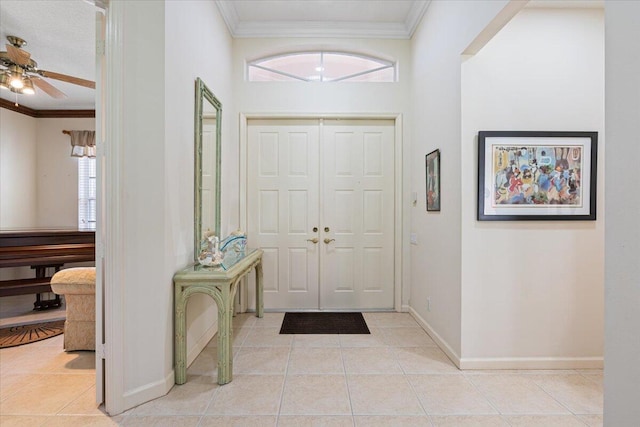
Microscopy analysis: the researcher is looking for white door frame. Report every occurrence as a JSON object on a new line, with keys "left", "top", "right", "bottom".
{"left": 240, "top": 113, "right": 406, "bottom": 313}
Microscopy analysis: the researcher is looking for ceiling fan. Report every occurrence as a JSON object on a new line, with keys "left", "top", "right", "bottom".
{"left": 0, "top": 35, "right": 95, "bottom": 100}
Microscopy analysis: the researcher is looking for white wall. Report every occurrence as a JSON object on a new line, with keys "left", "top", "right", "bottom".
{"left": 409, "top": 0, "right": 509, "bottom": 359}
{"left": 460, "top": 8, "right": 604, "bottom": 367}
{"left": 165, "top": 0, "right": 235, "bottom": 368}
{"left": 107, "top": 0, "right": 234, "bottom": 412}
{"left": 0, "top": 109, "right": 37, "bottom": 229}
{"left": 604, "top": 1, "right": 640, "bottom": 424}
{"left": 37, "top": 117, "right": 95, "bottom": 227}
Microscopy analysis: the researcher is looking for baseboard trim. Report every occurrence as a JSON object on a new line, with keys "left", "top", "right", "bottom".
{"left": 409, "top": 307, "right": 462, "bottom": 368}
{"left": 400, "top": 304, "right": 410, "bottom": 313}
{"left": 187, "top": 321, "right": 218, "bottom": 367}
{"left": 122, "top": 369, "right": 175, "bottom": 411}
{"left": 408, "top": 307, "right": 603, "bottom": 370}
{"left": 459, "top": 357, "right": 604, "bottom": 370}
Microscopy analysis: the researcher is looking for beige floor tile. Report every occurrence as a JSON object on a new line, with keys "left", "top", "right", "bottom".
{"left": 123, "top": 415, "right": 200, "bottom": 426}
{"left": 234, "top": 347, "right": 290, "bottom": 374}
{"left": 530, "top": 374, "right": 603, "bottom": 414}
{"left": 0, "top": 415, "right": 50, "bottom": 427}
{"left": 0, "top": 373, "right": 42, "bottom": 401}
{"left": 577, "top": 414, "right": 603, "bottom": 427}
{"left": 206, "top": 374, "right": 285, "bottom": 415}
{"left": 185, "top": 348, "right": 219, "bottom": 377}
{"left": 280, "top": 374, "right": 351, "bottom": 415}
{"left": 293, "top": 334, "right": 340, "bottom": 348}
{"left": 206, "top": 327, "right": 251, "bottom": 348}
{"left": 58, "top": 386, "right": 109, "bottom": 416}
{"left": 243, "top": 327, "right": 293, "bottom": 347}
{"left": 354, "top": 415, "right": 432, "bottom": 426}
{"left": 505, "top": 415, "right": 590, "bottom": 426}
{"left": 232, "top": 313, "right": 259, "bottom": 329}
{"left": 380, "top": 328, "right": 436, "bottom": 347}
{"left": 39, "top": 415, "right": 126, "bottom": 426}
{"left": 29, "top": 333, "right": 65, "bottom": 348}
{"left": 278, "top": 415, "right": 354, "bottom": 426}
{"left": 429, "top": 415, "right": 510, "bottom": 426}
{"left": 468, "top": 374, "right": 570, "bottom": 415}
{"left": 394, "top": 347, "right": 459, "bottom": 374}
{"left": 288, "top": 348, "right": 344, "bottom": 374}
{"left": 131, "top": 382, "right": 218, "bottom": 415}
{"left": 339, "top": 327, "right": 387, "bottom": 347}
{"left": 580, "top": 371, "right": 604, "bottom": 389}
{"left": 347, "top": 374, "right": 424, "bottom": 415}
{"left": 199, "top": 415, "right": 277, "bottom": 426}
{"left": 0, "top": 345, "right": 62, "bottom": 375}
{"left": 253, "top": 313, "right": 285, "bottom": 328}
{"left": 37, "top": 350, "right": 96, "bottom": 374}
{"left": 0, "top": 373, "right": 94, "bottom": 415}
{"left": 363, "top": 313, "right": 420, "bottom": 328}
{"left": 342, "top": 347, "right": 402, "bottom": 374}
{"left": 409, "top": 374, "right": 497, "bottom": 415}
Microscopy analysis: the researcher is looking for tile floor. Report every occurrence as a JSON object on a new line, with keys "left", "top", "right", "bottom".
{"left": 0, "top": 312, "right": 603, "bottom": 426}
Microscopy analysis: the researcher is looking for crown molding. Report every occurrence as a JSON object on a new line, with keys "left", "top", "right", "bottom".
{"left": 216, "top": 0, "right": 431, "bottom": 39}
{"left": 0, "top": 98, "right": 95, "bottom": 118}
{"left": 405, "top": 0, "right": 431, "bottom": 38}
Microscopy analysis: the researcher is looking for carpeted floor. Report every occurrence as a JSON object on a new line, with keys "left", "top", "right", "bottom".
{"left": 279, "top": 312, "right": 370, "bottom": 334}
{"left": 0, "top": 319, "right": 65, "bottom": 348}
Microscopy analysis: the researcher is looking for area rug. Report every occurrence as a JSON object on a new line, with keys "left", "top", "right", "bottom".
{"left": 279, "top": 312, "right": 370, "bottom": 334}
{"left": 0, "top": 320, "right": 65, "bottom": 349}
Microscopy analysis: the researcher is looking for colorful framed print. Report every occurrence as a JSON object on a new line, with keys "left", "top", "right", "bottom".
{"left": 477, "top": 131, "right": 597, "bottom": 221}
{"left": 426, "top": 149, "right": 440, "bottom": 212}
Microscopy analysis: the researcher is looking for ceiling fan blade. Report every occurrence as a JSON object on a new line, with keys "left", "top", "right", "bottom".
{"left": 38, "top": 70, "right": 95, "bottom": 89}
{"left": 31, "top": 77, "right": 68, "bottom": 99}
{"left": 6, "top": 44, "right": 31, "bottom": 66}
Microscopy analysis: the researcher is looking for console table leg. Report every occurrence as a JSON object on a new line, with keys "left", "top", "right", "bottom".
{"left": 255, "top": 261, "right": 264, "bottom": 318}
{"left": 174, "top": 286, "right": 187, "bottom": 385}
{"left": 216, "top": 284, "right": 233, "bottom": 385}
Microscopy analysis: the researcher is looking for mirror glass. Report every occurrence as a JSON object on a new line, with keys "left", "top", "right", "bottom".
{"left": 194, "top": 77, "right": 222, "bottom": 261}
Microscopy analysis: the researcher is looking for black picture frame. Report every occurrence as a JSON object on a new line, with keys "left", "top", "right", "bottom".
{"left": 426, "top": 149, "right": 440, "bottom": 212}
{"left": 477, "top": 131, "right": 597, "bottom": 221}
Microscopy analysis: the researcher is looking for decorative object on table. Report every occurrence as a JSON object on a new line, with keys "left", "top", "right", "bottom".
{"left": 0, "top": 319, "right": 65, "bottom": 349}
{"left": 198, "top": 230, "right": 223, "bottom": 266}
{"left": 426, "top": 149, "right": 441, "bottom": 212}
{"left": 477, "top": 131, "right": 597, "bottom": 221}
{"left": 220, "top": 230, "right": 247, "bottom": 267}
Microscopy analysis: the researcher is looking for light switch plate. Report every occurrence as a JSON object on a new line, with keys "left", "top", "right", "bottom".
{"left": 410, "top": 232, "right": 418, "bottom": 245}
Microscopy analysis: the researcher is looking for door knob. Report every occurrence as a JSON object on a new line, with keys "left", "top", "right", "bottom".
{"left": 323, "top": 238, "right": 335, "bottom": 244}
{"left": 307, "top": 238, "right": 319, "bottom": 244}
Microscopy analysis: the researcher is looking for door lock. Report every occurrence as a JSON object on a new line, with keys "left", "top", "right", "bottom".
{"left": 307, "top": 238, "right": 319, "bottom": 244}
{"left": 323, "top": 238, "right": 335, "bottom": 244}
{"left": 324, "top": 227, "right": 330, "bottom": 232}
{"left": 312, "top": 227, "right": 318, "bottom": 232}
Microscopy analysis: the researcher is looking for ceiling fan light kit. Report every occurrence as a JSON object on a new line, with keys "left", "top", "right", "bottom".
{"left": 0, "top": 35, "right": 95, "bottom": 102}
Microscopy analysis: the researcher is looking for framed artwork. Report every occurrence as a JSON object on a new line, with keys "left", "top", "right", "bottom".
{"left": 426, "top": 149, "right": 440, "bottom": 212}
{"left": 477, "top": 131, "right": 597, "bottom": 221}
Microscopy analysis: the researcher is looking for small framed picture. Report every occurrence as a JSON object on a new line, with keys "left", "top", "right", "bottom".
{"left": 426, "top": 149, "right": 440, "bottom": 212}
{"left": 477, "top": 131, "right": 597, "bottom": 221}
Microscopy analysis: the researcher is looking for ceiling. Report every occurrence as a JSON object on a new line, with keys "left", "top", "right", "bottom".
{"left": 0, "top": 0, "right": 96, "bottom": 111}
{"left": 216, "top": 0, "right": 431, "bottom": 39}
{"left": 0, "top": 0, "right": 604, "bottom": 112}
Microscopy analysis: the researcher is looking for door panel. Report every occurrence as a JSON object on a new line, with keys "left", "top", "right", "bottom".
{"left": 320, "top": 120, "right": 395, "bottom": 310}
{"left": 248, "top": 120, "right": 320, "bottom": 309}
{"left": 247, "top": 118, "right": 394, "bottom": 310}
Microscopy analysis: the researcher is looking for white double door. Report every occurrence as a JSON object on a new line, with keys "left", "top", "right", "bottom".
{"left": 247, "top": 118, "right": 395, "bottom": 310}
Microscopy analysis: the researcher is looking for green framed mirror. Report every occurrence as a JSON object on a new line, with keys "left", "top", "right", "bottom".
{"left": 194, "top": 77, "right": 222, "bottom": 261}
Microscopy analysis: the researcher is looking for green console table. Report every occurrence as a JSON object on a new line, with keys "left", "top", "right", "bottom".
{"left": 174, "top": 248, "right": 263, "bottom": 385}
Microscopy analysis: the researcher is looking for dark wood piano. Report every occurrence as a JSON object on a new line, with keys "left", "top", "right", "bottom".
{"left": 0, "top": 229, "right": 95, "bottom": 310}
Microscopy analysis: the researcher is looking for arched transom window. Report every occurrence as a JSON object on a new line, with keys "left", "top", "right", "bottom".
{"left": 248, "top": 51, "right": 396, "bottom": 82}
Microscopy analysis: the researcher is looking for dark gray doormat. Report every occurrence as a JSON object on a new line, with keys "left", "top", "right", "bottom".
{"left": 279, "top": 312, "right": 370, "bottom": 334}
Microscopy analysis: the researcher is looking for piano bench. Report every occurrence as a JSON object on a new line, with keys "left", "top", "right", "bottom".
{"left": 0, "top": 277, "right": 53, "bottom": 297}
{"left": 51, "top": 267, "right": 96, "bottom": 351}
